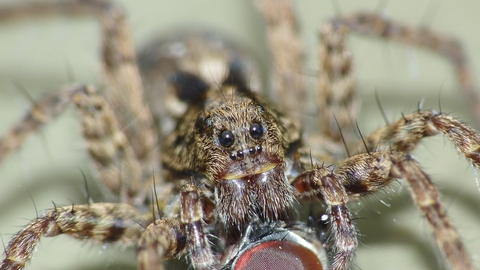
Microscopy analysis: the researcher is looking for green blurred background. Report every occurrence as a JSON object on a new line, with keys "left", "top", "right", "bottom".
{"left": 0, "top": 0, "right": 480, "bottom": 269}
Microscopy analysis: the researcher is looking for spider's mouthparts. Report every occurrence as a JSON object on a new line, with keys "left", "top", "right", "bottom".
{"left": 223, "top": 162, "right": 278, "bottom": 180}
{"left": 216, "top": 165, "right": 295, "bottom": 237}
{"left": 220, "top": 150, "right": 284, "bottom": 181}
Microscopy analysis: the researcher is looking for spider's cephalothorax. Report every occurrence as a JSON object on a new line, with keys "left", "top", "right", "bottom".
{"left": 162, "top": 74, "right": 298, "bottom": 237}
{"left": 1, "top": 0, "right": 480, "bottom": 270}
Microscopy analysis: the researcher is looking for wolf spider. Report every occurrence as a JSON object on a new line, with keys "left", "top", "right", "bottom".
{"left": 2, "top": 0, "right": 478, "bottom": 269}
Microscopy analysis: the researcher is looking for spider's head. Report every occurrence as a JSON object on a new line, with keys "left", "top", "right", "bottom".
{"left": 194, "top": 95, "right": 294, "bottom": 234}
{"left": 194, "top": 96, "right": 284, "bottom": 182}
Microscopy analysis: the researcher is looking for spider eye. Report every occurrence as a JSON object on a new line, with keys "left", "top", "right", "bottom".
{"left": 219, "top": 130, "right": 235, "bottom": 147}
{"left": 249, "top": 123, "right": 264, "bottom": 139}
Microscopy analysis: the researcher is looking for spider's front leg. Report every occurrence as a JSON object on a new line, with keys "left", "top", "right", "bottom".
{"left": 293, "top": 150, "right": 475, "bottom": 270}
{"left": 346, "top": 109, "right": 480, "bottom": 269}
{"left": 357, "top": 110, "right": 480, "bottom": 166}
{"left": 0, "top": 203, "right": 148, "bottom": 270}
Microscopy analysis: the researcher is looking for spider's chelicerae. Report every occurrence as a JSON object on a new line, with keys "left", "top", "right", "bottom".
{"left": 1, "top": 0, "right": 480, "bottom": 269}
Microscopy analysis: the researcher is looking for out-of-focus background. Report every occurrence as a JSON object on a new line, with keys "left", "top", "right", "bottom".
{"left": 0, "top": 1, "right": 480, "bottom": 269}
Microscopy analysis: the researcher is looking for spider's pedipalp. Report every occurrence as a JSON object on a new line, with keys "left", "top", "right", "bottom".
{"left": 180, "top": 183, "right": 217, "bottom": 269}
{"left": 137, "top": 218, "right": 187, "bottom": 270}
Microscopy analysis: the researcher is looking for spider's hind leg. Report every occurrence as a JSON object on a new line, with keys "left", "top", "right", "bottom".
{"left": 315, "top": 11, "right": 480, "bottom": 155}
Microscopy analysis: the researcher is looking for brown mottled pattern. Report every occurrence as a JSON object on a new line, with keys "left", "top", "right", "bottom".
{"left": 318, "top": 23, "right": 357, "bottom": 142}
{"left": 0, "top": 0, "right": 159, "bottom": 207}
{"left": 356, "top": 111, "right": 480, "bottom": 172}
{"left": 255, "top": 0, "right": 305, "bottom": 116}
{"left": 395, "top": 157, "right": 474, "bottom": 270}
{"left": 331, "top": 13, "right": 480, "bottom": 126}
{"left": 293, "top": 148, "right": 480, "bottom": 270}
{"left": 74, "top": 86, "right": 143, "bottom": 203}
{"left": 1, "top": 0, "right": 480, "bottom": 269}
{"left": 432, "top": 114, "right": 480, "bottom": 167}
{"left": 1, "top": 203, "right": 148, "bottom": 270}
{"left": 316, "top": 12, "right": 479, "bottom": 159}
{"left": 137, "top": 219, "right": 186, "bottom": 270}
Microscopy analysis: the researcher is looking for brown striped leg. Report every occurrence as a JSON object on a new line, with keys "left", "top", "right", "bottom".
{"left": 356, "top": 110, "right": 480, "bottom": 169}
{"left": 93, "top": 0, "right": 160, "bottom": 172}
{"left": 74, "top": 86, "right": 144, "bottom": 203}
{"left": 0, "top": 0, "right": 160, "bottom": 203}
{"left": 339, "top": 152, "right": 474, "bottom": 270}
{"left": 317, "top": 21, "right": 357, "bottom": 143}
{"left": 0, "top": 203, "right": 148, "bottom": 270}
{"left": 0, "top": 0, "right": 159, "bottom": 165}
{"left": 392, "top": 155, "right": 474, "bottom": 270}
{"left": 181, "top": 184, "right": 216, "bottom": 269}
{"left": 317, "top": 12, "right": 480, "bottom": 145}
{"left": 0, "top": 85, "right": 84, "bottom": 163}
{"left": 137, "top": 219, "right": 187, "bottom": 270}
{"left": 329, "top": 13, "right": 480, "bottom": 127}
{"left": 295, "top": 151, "right": 474, "bottom": 270}
{"left": 255, "top": 0, "right": 306, "bottom": 117}
{"left": 293, "top": 166, "right": 357, "bottom": 270}
{"left": 0, "top": 84, "right": 145, "bottom": 205}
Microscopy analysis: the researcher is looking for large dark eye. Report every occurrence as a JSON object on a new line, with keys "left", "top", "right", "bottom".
{"left": 219, "top": 130, "right": 235, "bottom": 147}
{"left": 249, "top": 123, "right": 264, "bottom": 139}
